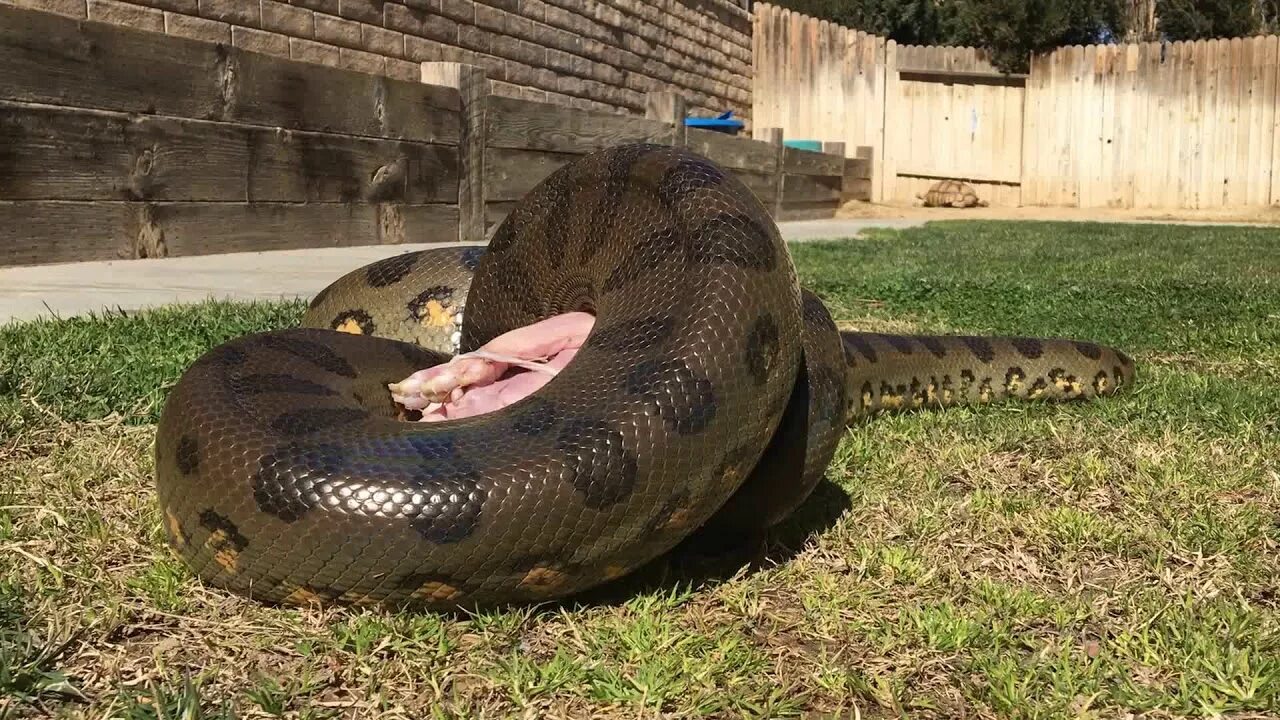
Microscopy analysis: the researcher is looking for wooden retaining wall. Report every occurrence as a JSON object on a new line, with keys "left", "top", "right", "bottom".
{"left": 0, "top": 4, "right": 869, "bottom": 268}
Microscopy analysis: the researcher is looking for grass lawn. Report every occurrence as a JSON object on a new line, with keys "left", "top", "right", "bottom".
{"left": 2, "top": 220, "right": 1278, "bottom": 718}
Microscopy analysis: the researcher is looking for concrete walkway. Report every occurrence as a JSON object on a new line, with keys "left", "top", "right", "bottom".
{"left": 0, "top": 219, "right": 922, "bottom": 326}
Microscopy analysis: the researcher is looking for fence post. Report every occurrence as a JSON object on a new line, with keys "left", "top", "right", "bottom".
{"left": 645, "top": 90, "right": 687, "bottom": 146}
{"left": 422, "top": 62, "right": 488, "bottom": 244}
{"left": 765, "top": 127, "right": 785, "bottom": 218}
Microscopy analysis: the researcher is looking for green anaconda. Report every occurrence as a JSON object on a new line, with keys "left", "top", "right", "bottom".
{"left": 154, "top": 143, "right": 1135, "bottom": 609}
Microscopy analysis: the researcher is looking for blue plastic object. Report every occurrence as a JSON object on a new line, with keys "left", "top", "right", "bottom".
{"left": 684, "top": 110, "right": 745, "bottom": 135}
{"left": 784, "top": 140, "right": 823, "bottom": 152}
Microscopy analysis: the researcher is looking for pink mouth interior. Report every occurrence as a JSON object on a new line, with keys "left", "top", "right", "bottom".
{"left": 388, "top": 311, "right": 596, "bottom": 422}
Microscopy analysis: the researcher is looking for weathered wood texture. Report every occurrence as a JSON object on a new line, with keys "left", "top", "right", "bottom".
{"left": 0, "top": 0, "right": 753, "bottom": 124}
{"left": 0, "top": 4, "right": 460, "bottom": 267}
{"left": 1023, "top": 37, "right": 1280, "bottom": 209}
{"left": 755, "top": 2, "right": 1280, "bottom": 210}
{"left": 0, "top": 4, "right": 859, "bottom": 267}
{"left": 480, "top": 98, "right": 855, "bottom": 228}
{"left": 0, "top": 202, "right": 461, "bottom": 266}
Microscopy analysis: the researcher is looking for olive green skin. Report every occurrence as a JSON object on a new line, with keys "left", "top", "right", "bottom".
{"left": 154, "top": 144, "right": 1136, "bottom": 610}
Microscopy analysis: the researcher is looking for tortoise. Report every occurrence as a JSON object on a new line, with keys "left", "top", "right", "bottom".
{"left": 917, "top": 180, "right": 988, "bottom": 208}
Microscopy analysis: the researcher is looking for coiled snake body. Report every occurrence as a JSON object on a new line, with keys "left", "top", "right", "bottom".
{"left": 154, "top": 144, "right": 1136, "bottom": 609}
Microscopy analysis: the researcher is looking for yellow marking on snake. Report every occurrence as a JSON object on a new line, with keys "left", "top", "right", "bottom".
{"left": 335, "top": 318, "right": 365, "bottom": 334}
{"left": 421, "top": 299, "right": 454, "bottom": 328}
{"left": 164, "top": 508, "right": 186, "bottom": 548}
{"left": 520, "top": 565, "right": 569, "bottom": 593}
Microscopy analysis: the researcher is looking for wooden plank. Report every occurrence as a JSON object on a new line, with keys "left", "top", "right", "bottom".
{"left": 0, "top": 4, "right": 462, "bottom": 144}
{"left": 765, "top": 127, "right": 785, "bottom": 217}
{"left": 0, "top": 101, "right": 459, "bottom": 203}
{"left": 781, "top": 173, "right": 841, "bottom": 203}
{"left": 777, "top": 202, "right": 839, "bottom": 222}
{"left": 687, "top": 127, "right": 780, "bottom": 173}
{"left": 488, "top": 95, "right": 671, "bottom": 153}
{"left": 1264, "top": 36, "right": 1280, "bottom": 207}
{"left": 644, "top": 90, "right": 687, "bottom": 145}
{"left": 1171, "top": 41, "right": 1194, "bottom": 208}
{"left": 781, "top": 146, "right": 844, "bottom": 176}
{"left": 235, "top": 49, "right": 461, "bottom": 144}
{"left": 1205, "top": 39, "right": 1226, "bottom": 208}
{"left": 896, "top": 169, "right": 1022, "bottom": 186}
{"left": 1192, "top": 40, "right": 1212, "bottom": 209}
{"left": 735, "top": 170, "right": 778, "bottom": 204}
{"left": 1245, "top": 37, "right": 1270, "bottom": 206}
{"left": 0, "top": 5, "right": 223, "bottom": 122}
{"left": 897, "top": 68, "right": 1028, "bottom": 85}
{"left": 0, "top": 201, "right": 460, "bottom": 267}
{"left": 1020, "top": 52, "right": 1043, "bottom": 205}
{"left": 485, "top": 147, "right": 576, "bottom": 203}
{"left": 1226, "top": 37, "right": 1252, "bottom": 207}
{"left": 422, "top": 62, "right": 486, "bottom": 242}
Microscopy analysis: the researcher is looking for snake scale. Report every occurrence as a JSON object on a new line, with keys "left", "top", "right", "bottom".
{"left": 154, "top": 143, "right": 1136, "bottom": 610}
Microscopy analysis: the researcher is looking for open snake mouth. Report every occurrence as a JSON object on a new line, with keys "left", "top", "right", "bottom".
{"left": 388, "top": 311, "right": 597, "bottom": 422}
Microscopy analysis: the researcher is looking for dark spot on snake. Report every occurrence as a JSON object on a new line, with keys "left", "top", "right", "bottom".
{"left": 330, "top": 309, "right": 376, "bottom": 335}
{"left": 406, "top": 286, "right": 454, "bottom": 322}
{"left": 744, "top": 312, "right": 781, "bottom": 386}
{"left": 556, "top": 418, "right": 638, "bottom": 509}
{"left": 583, "top": 145, "right": 651, "bottom": 264}
{"left": 233, "top": 373, "right": 338, "bottom": 397}
{"left": 1012, "top": 338, "right": 1044, "bottom": 359}
{"left": 1073, "top": 341, "right": 1103, "bottom": 360}
{"left": 878, "top": 334, "right": 915, "bottom": 354}
{"left": 842, "top": 333, "right": 878, "bottom": 363}
{"left": 256, "top": 334, "right": 358, "bottom": 378}
{"left": 459, "top": 246, "right": 485, "bottom": 271}
{"left": 962, "top": 337, "right": 996, "bottom": 363}
{"left": 207, "top": 345, "right": 248, "bottom": 368}
{"left": 511, "top": 398, "right": 561, "bottom": 435}
{"left": 364, "top": 252, "right": 418, "bottom": 287}
{"left": 198, "top": 509, "right": 249, "bottom": 552}
{"left": 811, "top": 364, "right": 845, "bottom": 420}
{"left": 406, "top": 474, "right": 485, "bottom": 544}
{"left": 625, "top": 357, "right": 717, "bottom": 435}
{"left": 1005, "top": 367, "right": 1027, "bottom": 389}
{"left": 656, "top": 156, "right": 729, "bottom": 208}
{"left": 1117, "top": 350, "right": 1134, "bottom": 367}
{"left": 270, "top": 407, "right": 369, "bottom": 437}
{"left": 588, "top": 314, "right": 676, "bottom": 353}
{"left": 1031, "top": 378, "right": 1049, "bottom": 395}
{"left": 919, "top": 336, "right": 948, "bottom": 358}
{"left": 687, "top": 212, "right": 777, "bottom": 271}
{"left": 175, "top": 435, "right": 199, "bottom": 475}
{"left": 602, "top": 223, "right": 686, "bottom": 293}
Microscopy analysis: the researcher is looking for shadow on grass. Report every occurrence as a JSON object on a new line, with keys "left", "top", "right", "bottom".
{"left": 543, "top": 476, "right": 854, "bottom": 612}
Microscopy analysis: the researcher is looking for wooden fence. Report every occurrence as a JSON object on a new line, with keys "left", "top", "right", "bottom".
{"left": 1023, "top": 37, "right": 1280, "bottom": 208}
{"left": 753, "top": 2, "right": 1280, "bottom": 210}
{"left": 0, "top": 4, "right": 870, "bottom": 269}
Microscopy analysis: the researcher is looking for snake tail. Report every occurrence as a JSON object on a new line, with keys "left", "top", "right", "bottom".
{"left": 841, "top": 332, "right": 1136, "bottom": 420}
